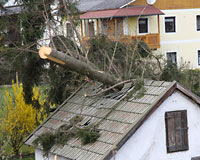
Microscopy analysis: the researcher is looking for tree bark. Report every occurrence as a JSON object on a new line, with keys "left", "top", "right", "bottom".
{"left": 39, "top": 46, "right": 121, "bottom": 87}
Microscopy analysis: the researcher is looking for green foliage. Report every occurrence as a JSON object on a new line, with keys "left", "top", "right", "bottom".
{"left": 33, "top": 132, "right": 55, "bottom": 157}
{"left": 76, "top": 127, "right": 100, "bottom": 145}
{"left": 47, "top": 36, "right": 85, "bottom": 105}
{"left": 133, "top": 39, "right": 151, "bottom": 58}
{"left": 88, "top": 35, "right": 152, "bottom": 80}
{"left": 47, "top": 63, "right": 84, "bottom": 105}
{"left": 125, "top": 79, "right": 146, "bottom": 100}
{"left": 160, "top": 63, "right": 183, "bottom": 82}
{"left": 33, "top": 116, "right": 100, "bottom": 157}
{"left": 160, "top": 63, "right": 200, "bottom": 96}
{"left": 0, "top": 0, "right": 54, "bottom": 104}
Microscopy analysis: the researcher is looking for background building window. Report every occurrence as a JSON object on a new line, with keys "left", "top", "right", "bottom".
{"left": 197, "top": 15, "right": 200, "bottom": 31}
{"left": 165, "top": 17, "right": 176, "bottom": 33}
{"left": 198, "top": 51, "right": 200, "bottom": 66}
{"left": 166, "top": 52, "right": 177, "bottom": 64}
{"left": 165, "top": 110, "right": 188, "bottom": 153}
{"left": 138, "top": 18, "right": 148, "bottom": 34}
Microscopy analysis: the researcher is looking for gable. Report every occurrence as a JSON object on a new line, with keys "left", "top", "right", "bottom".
{"left": 112, "top": 91, "right": 200, "bottom": 160}
{"left": 129, "top": 0, "right": 200, "bottom": 10}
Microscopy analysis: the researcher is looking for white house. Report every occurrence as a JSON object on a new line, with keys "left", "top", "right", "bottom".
{"left": 25, "top": 80, "right": 200, "bottom": 160}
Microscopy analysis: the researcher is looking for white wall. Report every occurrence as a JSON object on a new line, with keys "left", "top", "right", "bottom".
{"left": 110, "top": 91, "right": 200, "bottom": 160}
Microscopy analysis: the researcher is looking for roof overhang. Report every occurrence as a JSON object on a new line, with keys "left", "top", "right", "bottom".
{"left": 80, "top": 5, "right": 164, "bottom": 19}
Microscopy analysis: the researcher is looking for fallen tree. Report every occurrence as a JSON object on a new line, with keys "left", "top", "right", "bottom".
{"left": 39, "top": 46, "right": 121, "bottom": 87}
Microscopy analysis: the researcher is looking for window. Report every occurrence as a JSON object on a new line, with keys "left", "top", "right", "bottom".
{"left": 138, "top": 18, "right": 148, "bottom": 34}
{"left": 166, "top": 52, "right": 177, "bottom": 64}
{"left": 192, "top": 156, "right": 200, "bottom": 160}
{"left": 165, "top": 110, "right": 189, "bottom": 153}
{"left": 196, "top": 15, "right": 200, "bottom": 31}
{"left": 165, "top": 17, "right": 176, "bottom": 33}
{"left": 198, "top": 51, "right": 200, "bottom": 66}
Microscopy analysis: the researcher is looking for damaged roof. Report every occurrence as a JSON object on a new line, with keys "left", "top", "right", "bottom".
{"left": 76, "top": 0, "right": 135, "bottom": 12}
{"left": 25, "top": 80, "right": 200, "bottom": 160}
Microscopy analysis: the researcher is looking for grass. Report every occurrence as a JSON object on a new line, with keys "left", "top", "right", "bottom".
{"left": 12, "top": 154, "right": 35, "bottom": 160}
{"left": 0, "top": 85, "right": 13, "bottom": 107}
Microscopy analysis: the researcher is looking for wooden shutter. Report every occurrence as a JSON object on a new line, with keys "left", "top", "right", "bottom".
{"left": 165, "top": 110, "right": 188, "bottom": 153}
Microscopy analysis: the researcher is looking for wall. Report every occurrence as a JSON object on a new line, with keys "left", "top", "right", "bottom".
{"left": 110, "top": 91, "right": 200, "bottom": 160}
{"left": 130, "top": 0, "right": 200, "bottom": 10}
{"left": 156, "top": 8, "right": 200, "bottom": 68}
{"left": 127, "top": 16, "right": 158, "bottom": 36}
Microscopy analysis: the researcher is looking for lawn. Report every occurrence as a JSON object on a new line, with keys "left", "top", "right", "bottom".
{"left": 12, "top": 154, "right": 35, "bottom": 160}
{"left": 0, "top": 85, "right": 13, "bottom": 107}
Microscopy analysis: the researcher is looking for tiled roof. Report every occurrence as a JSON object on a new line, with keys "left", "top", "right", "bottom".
{"left": 76, "top": 0, "right": 135, "bottom": 12}
{"left": 80, "top": 5, "right": 164, "bottom": 19}
{"left": 25, "top": 80, "right": 179, "bottom": 160}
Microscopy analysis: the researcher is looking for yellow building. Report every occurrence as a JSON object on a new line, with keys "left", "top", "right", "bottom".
{"left": 77, "top": 0, "right": 200, "bottom": 69}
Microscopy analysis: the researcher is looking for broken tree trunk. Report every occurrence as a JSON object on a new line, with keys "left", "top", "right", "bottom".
{"left": 39, "top": 46, "right": 121, "bottom": 87}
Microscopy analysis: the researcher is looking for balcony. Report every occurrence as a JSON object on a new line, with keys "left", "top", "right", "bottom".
{"left": 82, "top": 33, "right": 160, "bottom": 50}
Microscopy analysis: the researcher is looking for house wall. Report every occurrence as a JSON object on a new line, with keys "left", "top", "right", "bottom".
{"left": 130, "top": 0, "right": 200, "bottom": 10}
{"left": 127, "top": 1, "right": 200, "bottom": 68}
{"left": 35, "top": 149, "right": 68, "bottom": 160}
{"left": 155, "top": 8, "right": 200, "bottom": 68}
{"left": 110, "top": 91, "right": 200, "bottom": 160}
{"left": 123, "top": 16, "right": 159, "bottom": 36}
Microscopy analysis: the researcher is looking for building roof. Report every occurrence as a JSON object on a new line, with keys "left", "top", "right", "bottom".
{"left": 25, "top": 80, "right": 200, "bottom": 160}
{"left": 80, "top": 5, "right": 164, "bottom": 19}
{"left": 76, "top": 0, "right": 135, "bottom": 13}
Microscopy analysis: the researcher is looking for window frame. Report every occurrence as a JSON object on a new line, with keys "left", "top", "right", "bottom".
{"left": 196, "top": 15, "right": 200, "bottom": 31}
{"left": 166, "top": 51, "right": 177, "bottom": 64}
{"left": 165, "top": 110, "right": 189, "bottom": 153}
{"left": 197, "top": 50, "right": 200, "bottom": 66}
{"left": 165, "top": 16, "right": 176, "bottom": 33}
{"left": 138, "top": 17, "right": 149, "bottom": 34}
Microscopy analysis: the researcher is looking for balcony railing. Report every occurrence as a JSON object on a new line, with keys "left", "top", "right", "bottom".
{"left": 82, "top": 33, "right": 160, "bottom": 50}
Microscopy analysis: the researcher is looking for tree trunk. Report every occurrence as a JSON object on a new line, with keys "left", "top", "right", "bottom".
{"left": 39, "top": 46, "right": 121, "bottom": 87}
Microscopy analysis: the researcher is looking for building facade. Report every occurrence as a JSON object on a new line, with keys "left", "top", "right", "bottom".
{"left": 78, "top": 0, "right": 200, "bottom": 69}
